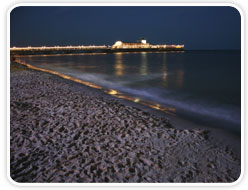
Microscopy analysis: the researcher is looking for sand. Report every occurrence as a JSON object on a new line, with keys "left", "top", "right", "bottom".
{"left": 10, "top": 62, "right": 241, "bottom": 183}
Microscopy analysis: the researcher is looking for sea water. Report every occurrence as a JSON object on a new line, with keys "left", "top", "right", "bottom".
{"left": 20, "top": 50, "right": 241, "bottom": 133}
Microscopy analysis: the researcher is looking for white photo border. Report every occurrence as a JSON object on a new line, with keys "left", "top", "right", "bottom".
{"left": 6, "top": 2, "right": 245, "bottom": 187}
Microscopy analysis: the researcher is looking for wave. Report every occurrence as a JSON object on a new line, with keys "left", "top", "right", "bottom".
{"left": 63, "top": 70, "right": 241, "bottom": 129}
{"left": 119, "top": 87, "right": 240, "bottom": 123}
{"left": 63, "top": 70, "right": 164, "bottom": 88}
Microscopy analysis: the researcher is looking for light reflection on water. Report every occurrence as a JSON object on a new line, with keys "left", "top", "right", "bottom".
{"left": 114, "top": 53, "right": 124, "bottom": 76}
{"left": 162, "top": 53, "right": 168, "bottom": 87}
{"left": 140, "top": 52, "right": 148, "bottom": 76}
{"left": 176, "top": 70, "right": 184, "bottom": 88}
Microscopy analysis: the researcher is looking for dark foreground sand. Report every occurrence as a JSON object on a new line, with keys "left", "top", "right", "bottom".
{"left": 10, "top": 62, "right": 241, "bottom": 183}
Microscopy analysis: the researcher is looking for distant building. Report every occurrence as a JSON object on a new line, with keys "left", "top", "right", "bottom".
{"left": 112, "top": 38, "right": 150, "bottom": 49}
{"left": 112, "top": 39, "right": 184, "bottom": 50}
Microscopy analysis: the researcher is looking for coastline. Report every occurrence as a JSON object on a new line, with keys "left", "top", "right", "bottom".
{"left": 10, "top": 62, "right": 241, "bottom": 183}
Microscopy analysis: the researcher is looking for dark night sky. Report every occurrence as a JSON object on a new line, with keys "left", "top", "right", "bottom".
{"left": 10, "top": 6, "right": 241, "bottom": 50}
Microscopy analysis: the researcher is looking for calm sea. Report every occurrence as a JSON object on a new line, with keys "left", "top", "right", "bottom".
{"left": 20, "top": 51, "right": 241, "bottom": 133}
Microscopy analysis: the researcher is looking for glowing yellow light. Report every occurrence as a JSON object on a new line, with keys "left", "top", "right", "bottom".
{"left": 134, "top": 98, "right": 140, "bottom": 103}
{"left": 114, "top": 53, "right": 124, "bottom": 76}
{"left": 107, "top": 89, "right": 118, "bottom": 95}
{"left": 150, "top": 104, "right": 161, "bottom": 110}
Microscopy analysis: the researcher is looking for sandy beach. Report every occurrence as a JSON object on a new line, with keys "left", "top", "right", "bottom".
{"left": 10, "top": 62, "right": 241, "bottom": 183}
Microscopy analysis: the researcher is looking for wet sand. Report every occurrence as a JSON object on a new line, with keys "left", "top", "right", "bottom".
{"left": 10, "top": 62, "right": 241, "bottom": 183}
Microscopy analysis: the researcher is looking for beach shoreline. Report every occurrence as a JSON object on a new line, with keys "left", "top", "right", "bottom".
{"left": 10, "top": 62, "right": 241, "bottom": 183}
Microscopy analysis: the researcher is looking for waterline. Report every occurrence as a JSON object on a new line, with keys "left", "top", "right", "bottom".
{"left": 15, "top": 58, "right": 177, "bottom": 116}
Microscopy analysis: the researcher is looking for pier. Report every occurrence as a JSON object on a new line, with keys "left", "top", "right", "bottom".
{"left": 10, "top": 40, "right": 184, "bottom": 56}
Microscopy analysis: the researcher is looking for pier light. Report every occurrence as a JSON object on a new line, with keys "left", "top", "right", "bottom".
{"left": 141, "top": 39, "right": 147, "bottom": 44}
{"left": 114, "top": 41, "right": 122, "bottom": 46}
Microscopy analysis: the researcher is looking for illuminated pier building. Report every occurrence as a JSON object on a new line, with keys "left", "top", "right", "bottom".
{"left": 112, "top": 38, "right": 184, "bottom": 50}
{"left": 112, "top": 38, "right": 150, "bottom": 49}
